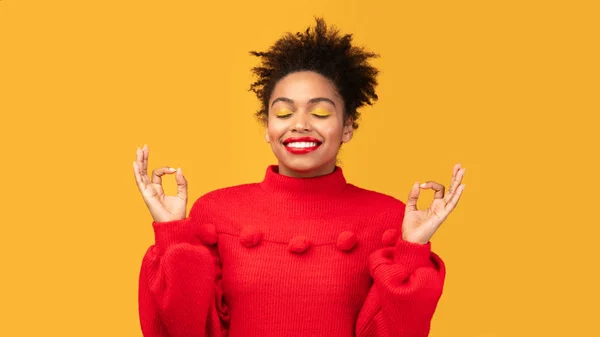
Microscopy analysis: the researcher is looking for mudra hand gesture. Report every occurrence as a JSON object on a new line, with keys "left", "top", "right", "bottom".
{"left": 132, "top": 144, "right": 188, "bottom": 223}
{"left": 402, "top": 164, "right": 466, "bottom": 244}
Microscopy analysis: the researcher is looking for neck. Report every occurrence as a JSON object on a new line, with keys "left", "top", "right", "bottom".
{"left": 259, "top": 164, "right": 347, "bottom": 197}
{"left": 277, "top": 160, "right": 337, "bottom": 178}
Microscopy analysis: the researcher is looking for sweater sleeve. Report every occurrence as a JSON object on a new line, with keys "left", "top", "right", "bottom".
{"left": 138, "top": 197, "right": 229, "bottom": 337}
{"left": 355, "top": 238, "right": 446, "bottom": 337}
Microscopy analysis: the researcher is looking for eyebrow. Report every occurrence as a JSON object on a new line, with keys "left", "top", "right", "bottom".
{"left": 271, "top": 97, "right": 336, "bottom": 108}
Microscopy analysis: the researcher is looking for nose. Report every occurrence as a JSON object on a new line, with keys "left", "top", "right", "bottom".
{"left": 292, "top": 111, "right": 311, "bottom": 132}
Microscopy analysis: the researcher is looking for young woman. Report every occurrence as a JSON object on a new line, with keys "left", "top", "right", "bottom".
{"left": 133, "top": 18, "right": 465, "bottom": 337}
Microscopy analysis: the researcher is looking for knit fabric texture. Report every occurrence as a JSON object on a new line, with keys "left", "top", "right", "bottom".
{"left": 139, "top": 166, "right": 446, "bottom": 337}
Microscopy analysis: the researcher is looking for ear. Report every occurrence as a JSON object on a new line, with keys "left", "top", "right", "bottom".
{"left": 342, "top": 118, "right": 354, "bottom": 143}
{"left": 265, "top": 129, "right": 271, "bottom": 143}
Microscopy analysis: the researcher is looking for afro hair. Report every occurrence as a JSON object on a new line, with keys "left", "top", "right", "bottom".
{"left": 249, "top": 17, "right": 380, "bottom": 129}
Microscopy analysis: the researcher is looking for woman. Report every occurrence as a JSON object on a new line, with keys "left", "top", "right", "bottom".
{"left": 133, "top": 18, "right": 465, "bottom": 337}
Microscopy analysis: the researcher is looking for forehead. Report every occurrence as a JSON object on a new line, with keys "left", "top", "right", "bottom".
{"left": 271, "top": 71, "right": 340, "bottom": 102}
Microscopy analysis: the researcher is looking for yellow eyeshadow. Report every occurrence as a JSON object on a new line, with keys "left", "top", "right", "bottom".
{"left": 275, "top": 108, "right": 293, "bottom": 117}
{"left": 311, "top": 108, "right": 332, "bottom": 117}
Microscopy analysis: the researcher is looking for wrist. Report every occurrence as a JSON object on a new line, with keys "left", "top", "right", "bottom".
{"left": 152, "top": 218, "right": 191, "bottom": 254}
{"left": 402, "top": 233, "right": 430, "bottom": 245}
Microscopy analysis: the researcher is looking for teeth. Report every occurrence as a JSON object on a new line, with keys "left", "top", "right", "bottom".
{"left": 287, "top": 142, "right": 319, "bottom": 148}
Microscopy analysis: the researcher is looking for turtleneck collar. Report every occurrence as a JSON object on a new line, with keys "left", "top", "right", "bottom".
{"left": 259, "top": 165, "right": 348, "bottom": 197}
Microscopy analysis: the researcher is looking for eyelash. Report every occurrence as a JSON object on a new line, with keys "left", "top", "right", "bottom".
{"left": 275, "top": 112, "right": 330, "bottom": 119}
{"left": 276, "top": 114, "right": 329, "bottom": 119}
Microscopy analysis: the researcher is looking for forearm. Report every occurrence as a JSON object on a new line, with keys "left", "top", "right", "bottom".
{"left": 139, "top": 209, "right": 224, "bottom": 337}
{"left": 356, "top": 240, "right": 446, "bottom": 337}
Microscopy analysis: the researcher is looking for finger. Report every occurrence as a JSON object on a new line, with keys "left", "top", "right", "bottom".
{"left": 445, "top": 165, "right": 457, "bottom": 202}
{"left": 136, "top": 147, "right": 143, "bottom": 165}
{"left": 449, "top": 163, "right": 460, "bottom": 189}
{"left": 175, "top": 168, "right": 188, "bottom": 200}
{"left": 420, "top": 181, "right": 445, "bottom": 199}
{"left": 136, "top": 146, "right": 147, "bottom": 184}
{"left": 405, "top": 182, "right": 421, "bottom": 212}
{"left": 152, "top": 167, "right": 177, "bottom": 185}
{"left": 133, "top": 161, "right": 146, "bottom": 190}
{"left": 142, "top": 144, "right": 149, "bottom": 178}
{"left": 445, "top": 184, "right": 465, "bottom": 211}
{"left": 453, "top": 163, "right": 461, "bottom": 177}
{"left": 446, "top": 166, "right": 465, "bottom": 202}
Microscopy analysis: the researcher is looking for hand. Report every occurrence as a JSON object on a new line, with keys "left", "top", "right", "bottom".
{"left": 402, "top": 164, "right": 466, "bottom": 244}
{"left": 133, "top": 144, "right": 188, "bottom": 223}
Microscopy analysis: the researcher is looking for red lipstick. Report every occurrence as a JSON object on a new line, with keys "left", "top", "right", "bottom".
{"left": 283, "top": 137, "right": 322, "bottom": 154}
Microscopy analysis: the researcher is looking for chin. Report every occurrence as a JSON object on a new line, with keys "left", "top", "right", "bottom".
{"left": 284, "top": 162, "right": 321, "bottom": 172}
{"left": 278, "top": 156, "right": 335, "bottom": 176}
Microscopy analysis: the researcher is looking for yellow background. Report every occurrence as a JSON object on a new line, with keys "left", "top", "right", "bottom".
{"left": 1, "top": 0, "right": 598, "bottom": 336}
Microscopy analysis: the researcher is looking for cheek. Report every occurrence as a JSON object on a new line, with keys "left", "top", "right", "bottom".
{"left": 317, "top": 122, "right": 344, "bottom": 141}
{"left": 266, "top": 120, "right": 287, "bottom": 142}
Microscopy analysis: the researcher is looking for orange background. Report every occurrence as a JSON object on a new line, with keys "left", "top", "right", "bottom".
{"left": 1, "top": 0, "right": 598, "bottom": 336}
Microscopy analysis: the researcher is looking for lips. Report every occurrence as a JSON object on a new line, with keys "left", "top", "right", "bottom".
{"left": 283, "top": 137, "right": 322, "bottom": 154}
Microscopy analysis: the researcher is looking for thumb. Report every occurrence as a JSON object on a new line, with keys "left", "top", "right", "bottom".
{"left": 175, "top": 168, "right": 188, "bottom": 200}
{"left": 405, "top": 182, "right": 420, "bottom": 212}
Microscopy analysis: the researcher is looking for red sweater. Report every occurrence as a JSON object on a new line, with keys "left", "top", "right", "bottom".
{"left": 139, "top": 166, "right": 445, "bottom": 337}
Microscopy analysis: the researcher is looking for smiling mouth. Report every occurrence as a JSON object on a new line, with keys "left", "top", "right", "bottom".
{"left": 284, "top": 141, "right": 321, "bottom": 148}
{"left": 283, "top": 139, "right": 322, "bottom": 154}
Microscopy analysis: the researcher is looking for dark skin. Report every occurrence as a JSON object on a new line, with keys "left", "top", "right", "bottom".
{"left": 133, "top": 144, "right": 187, "bottom": 223}
{"left": 402, "top": 164, "right": 466, "bottom": 244}
{"left": 132, "top": 145, "right": 465, "bottom": 244}
{"left": 133, "top": 71, "right": 465, "bottom": 242}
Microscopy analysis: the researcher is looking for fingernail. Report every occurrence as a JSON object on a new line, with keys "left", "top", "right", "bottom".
{"left": 420, "top": 183, "right": 427, "bottom": 188}
{"left": 177, "top": 168, "right": 182, "bottom": 174}
{"left": 170, "top": 167, "right": 176, "bottom": 172}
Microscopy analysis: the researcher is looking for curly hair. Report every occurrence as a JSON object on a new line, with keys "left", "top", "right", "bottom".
{"left": 249, "top": 17, "right": 380, "bottom": 129}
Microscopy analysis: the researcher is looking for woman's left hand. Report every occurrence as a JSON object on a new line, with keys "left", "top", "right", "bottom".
{"left": 401, "top": 164, "right": 466, "bottom": 244}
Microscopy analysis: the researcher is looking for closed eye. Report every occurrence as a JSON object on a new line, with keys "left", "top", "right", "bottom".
{"left": 274, "top": 108, "right": 293, "bottom": 118}
{"left": 311, "top": 108, "right": 332, "bottom": 118}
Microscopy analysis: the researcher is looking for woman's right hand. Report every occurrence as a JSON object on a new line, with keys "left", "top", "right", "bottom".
{"left": 133, "top": 144, "right": 188, "bottom": 223}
